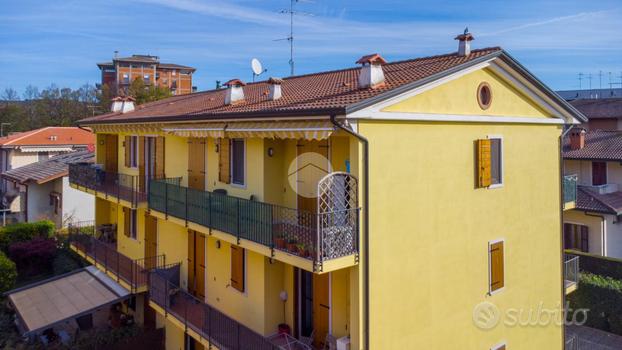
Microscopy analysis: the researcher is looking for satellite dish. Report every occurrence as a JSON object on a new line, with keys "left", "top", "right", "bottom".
{"left": 251, "top": 58, "right": 263, "bottom": 76}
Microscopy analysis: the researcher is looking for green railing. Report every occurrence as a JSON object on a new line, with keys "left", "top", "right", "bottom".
{"left": 149, "top": 179, "right": 359, "bottom": 269}
{"left": 564, "top": 174, "right": 578, "bottom": 205}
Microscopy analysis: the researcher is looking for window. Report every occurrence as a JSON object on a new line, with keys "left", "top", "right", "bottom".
{"left": 477, "top": 82, "right": 493, "bottom": 110}
{"left": 122, "top": 73, "right": 129, "bottom": 84}
{"left": 49, "top": 192, "right": 61, "bottom": 215}
{"left": 231, "top": 139, "right": 245, "bottom": 186}
{"left": 123, "top": 207, "right": 137, "bottom": 239}
{"left": 477, "top": 137, "right": 502, "bottom": 188}
{"left": 564, "top": 223, "right": 589, "bottom": 252}
{"left": 230, "top": 245, "right": 245, "bottom": 293}
{"left": 124, "top": 136, "right": 139, "bottom": 168}
{"left": 38, "top": 152, "right": 49, "bottom": 161}
{"left": 143, "top": 74, "right": 150, "bottom": 84}
{"left": 489, "top": 240, "right": 505, "bottom": 293}
{"left": 592, "top": 161, "right": 607, "bottom": 186}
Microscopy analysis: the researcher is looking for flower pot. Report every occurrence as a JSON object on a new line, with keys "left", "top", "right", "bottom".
{"left": 287, "top": 243, "right": 298, "bottom": 253}
{"left": 274, "top": 238, "right": 286, "bottom": 249}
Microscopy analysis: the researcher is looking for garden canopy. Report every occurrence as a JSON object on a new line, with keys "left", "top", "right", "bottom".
{"left": 5, "top": 266, "right": 130, "bottom": 336}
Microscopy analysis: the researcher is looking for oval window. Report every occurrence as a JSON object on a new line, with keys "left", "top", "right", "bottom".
{"left": 477, "top": 82, "right": 492, "bottom": 110}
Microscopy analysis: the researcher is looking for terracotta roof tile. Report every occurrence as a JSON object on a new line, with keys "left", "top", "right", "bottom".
{"left": 563, "top": 130, "right": 622, "bottom": 161}
{"left": 576, "top": 187, "right": 622, "bottom": 215}
{"left": 80, "top": 47, "right": 502, "bottom": 124}
{"left": 0, "top": 127, "right": 95, "bottom": 147}
{"left": 1, "top": 150, "right": 94, "bottom": 184}
{"left": 570, "top": 98, "right": 622, "bottom": 119}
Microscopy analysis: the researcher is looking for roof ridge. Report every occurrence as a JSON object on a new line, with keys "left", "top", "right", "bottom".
{"left": 2, "top": 127, "right": 48, "bottom": 145}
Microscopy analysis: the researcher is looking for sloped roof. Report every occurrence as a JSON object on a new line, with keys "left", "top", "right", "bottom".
{"left": 569, "top": 98, "right": 622, "bottom": 119}
{"left": 576, "top": 186, "right": 622, "bottom": 215}
{"left": 563, "top": 130, "right": 622, "bottom": 161}
{"left": 1, "top": 150, "right": 94, "bottom": 184}
{"left": 0, "top": 127, "right": 94, "bottom": 148}
{"left": 80, "top": 48, "right": 503, "bottom": 124}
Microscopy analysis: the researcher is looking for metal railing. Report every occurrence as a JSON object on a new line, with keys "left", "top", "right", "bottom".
{"left": 565, "top": 254, "right": 580, "bottom": 287}
{"left": 149, "top": 268, "right": 288, "bottom": 350}
{"left": 149, "top": 179, "right": 359, "bottom": 270}
{"left": 68, "top": 231, "right": 165, "bottom": 292}
{"left": 564, "top": 174, "right": 578, "bottom": 205}
{"left": 69, "top": 163, "right": 166, "bottom": 207}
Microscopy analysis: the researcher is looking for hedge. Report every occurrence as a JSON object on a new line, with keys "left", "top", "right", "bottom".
{"left": 0, "top": 221, "right": 55, "bottom": 253}
{"left": 567, "top": 272, "right": 622, "bottom": 335}
{"left": 0, "top": 251, "right": 17, "bottom": 293}
{"left": 565, "top": 249, "right": 622, "bottom": 281}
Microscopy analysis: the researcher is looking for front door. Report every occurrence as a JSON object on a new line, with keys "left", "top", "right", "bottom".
{"left": 187, "top": 229, "right": 206, "bottom": 299}
{"left": 298, "top": 270, "right": 330, "bottom": 348}
{"left": 104, "top": 134, "right": 118, "bottom": 173}
{"left": 188, "top": 138, "right": 206, "bottom": 191}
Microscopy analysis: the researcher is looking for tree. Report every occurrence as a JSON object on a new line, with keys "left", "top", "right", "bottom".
{"left": 0, "top": 88, "right": 19, "bottom": 102}
{"left": 128, "top": 77, "right": 172, "bottom": 105}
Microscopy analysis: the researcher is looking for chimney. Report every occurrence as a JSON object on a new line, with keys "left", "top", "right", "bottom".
{"left": 454, "top": 30, "right": 474, "bottom": 56}
{"left": 570, "top": 128, "right": 586, "bottom": 150}
{"left": 356, "top": 53, "right": 387, "bottom": 89}
{"left": 111, "top": 96, "right": 135, "bottom": 113}
{"left": 268, "top": 77, "right": 283, "bottom": 100}
{"left": 224, "top": 79, "right": 246, "bottom": 105}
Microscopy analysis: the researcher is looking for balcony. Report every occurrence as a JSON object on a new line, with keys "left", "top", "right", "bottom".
{"left": 565, "top": 254, "right": 579, "bottom": 295}
{"left": 149, "top": 268, "right": 310, "bottom": 350}
{"left": 564, "top": 174, "right": 578, "bottom": 210}
{"left": 148, "top": 178, "right": 359, "bottom": 272}
{"left": 67, "top": 222, "right": 165, "bottom": 293}
{"left": 69, "top": 163, "right": 149, "bottom": 207}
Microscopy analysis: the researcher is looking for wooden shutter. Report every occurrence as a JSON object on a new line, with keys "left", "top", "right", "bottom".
{"left": 124, "top": 136, "right": 131, "bottom": 168}
{"left": 230, "top": 245, "right": 245, "bottom": 292}
{"left": 563, "top": 223, "right": 572, "bottom": 250}
{"left": 138, "top": 136, "right": 145, "bottom": 192}
{"left": 123, "top": 207, "right": 130, "bottom": 237}
{"left": 155, "top": 136, "right": 165, "bottom": 179}
{"left": 478, "top": 139, "right": 492, "bottom": 187}
{"left": 188, "top": 138, "right": 206, "bottom": 191}
{"left": 105, "top": 134, "right": 118, "bottom": 173}
{"left": 219, "top": 138, "right": 231, "bottom": 184}
{"left": 187, "top": 230, "right": 196, "bottom": 295}
{"left": 580, "top": 225, "right": 589, "bottom": 252}
{"left": 490, "top": 241, "right": 504, "bottom": 292}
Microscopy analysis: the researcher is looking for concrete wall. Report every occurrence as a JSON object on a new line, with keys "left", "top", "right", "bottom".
{"left": 62, "top": 176, "right": 94, "bottom": 225}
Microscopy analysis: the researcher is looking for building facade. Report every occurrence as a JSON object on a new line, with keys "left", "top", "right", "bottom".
{"left": 69, "top": 35, "right": 584, "bottom": 350}
{"left": 97, "top": 54, "right": 196, "bottom": 96}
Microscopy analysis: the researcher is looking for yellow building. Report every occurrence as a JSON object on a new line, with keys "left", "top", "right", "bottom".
{"left": 70, "top": 33, "right": 585, "bottom": 350}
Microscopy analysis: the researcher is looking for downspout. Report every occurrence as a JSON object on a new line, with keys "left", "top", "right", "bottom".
{"left": 330, "top": 115, "right": 370, "bottom": 350}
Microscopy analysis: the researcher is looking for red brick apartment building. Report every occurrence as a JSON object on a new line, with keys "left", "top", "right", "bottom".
{"left": 97, "top": 54, "right": 196, "bottom": 96}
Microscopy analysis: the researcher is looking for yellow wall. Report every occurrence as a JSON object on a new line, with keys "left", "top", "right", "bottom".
{"left": 383, "top": 68, "right": 553, "bottom": 118}
{"left": 157, "top": 219, "right": 189, "bottom": 289}
{"left": 359, "top": 119, "right": 563, "bottom": 349}
{"left": 164, "top": 317, "right": 185, "bottom": 350}
{"left": 115, "top": 206, "right": 145, "bottom": 260}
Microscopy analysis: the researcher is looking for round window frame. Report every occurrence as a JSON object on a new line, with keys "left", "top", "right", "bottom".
{"left": 477, "top": 82, "right": 492, "bottom": 110}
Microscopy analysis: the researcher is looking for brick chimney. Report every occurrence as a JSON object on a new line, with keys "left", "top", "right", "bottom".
{"left": 268, "top": 77, "right": 283, "bottom": 100}
{"left": 224, "top": 79, "right": 246, "bottom": 105}
{"left": 454, "top": 30, "right": 474, "bottom": 56}
{"left": 111, "top": 96, "right": 135, "bottom": 113}
{"left": 569, "top": 128, "right": 586, "bottom": 150}
{"left": 356, "top": 53, "right": 387, "bottom": 89}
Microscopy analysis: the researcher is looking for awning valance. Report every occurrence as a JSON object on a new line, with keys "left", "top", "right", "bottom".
{"left": 19, "top": 147, "right": 74, "bottom": 153}
{"left": 164, "top": 120, "right": 334, "bottom": 140}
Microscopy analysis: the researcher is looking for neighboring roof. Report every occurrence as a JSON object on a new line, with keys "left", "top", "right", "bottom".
{"left": 576, "top": 186, "right": 622, "bottom": 215}
{"left": 0, "top": 127, "right": 94, "bottom": 148}
{"left": 563, "top": 130, "right": 622, "bottom": 161}
{"left": 6, "top": 266, "right": 130, "bottom": 336}
{"left": 570, "top": 98, "right": 622, "bottom": 119}
{"left": 557, "top": 88, "right": 622, "bottom": 101}
{"left": 2, "top": 150, "right": 94, "bottom": 184}
{"left": 80, "top": 47, "right": 585, "bottom": 125}
{"left": 97, "top": 58, "right": 195, "bottom": 71}
{"left": 158, "top": 63, "right": 196, "bottom": 71}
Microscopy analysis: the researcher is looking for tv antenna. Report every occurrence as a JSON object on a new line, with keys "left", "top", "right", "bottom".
{"left": 578, "top": 73, "right": 583, "bottom": 90}
{"left": 275, "top": 0, "right": 314, "bottom": 76}
{"left": 251, "top": 58, "right": 267, "bottom": 82}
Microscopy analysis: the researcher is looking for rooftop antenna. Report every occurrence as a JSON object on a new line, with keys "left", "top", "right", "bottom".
{"left": 114, "top": 50, "right": 118, "bottom": 59}
{"left": 578, "top": 73, "right": 583, "bottom": 90}
{"left": 275, "top": 0, "right": 314, "bottom": 76}
{"left": 251, "top": 58, "right": 267, "bottom": 82}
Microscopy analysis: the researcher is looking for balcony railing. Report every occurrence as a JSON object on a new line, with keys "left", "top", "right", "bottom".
{"left": 564, "top": 174, "right": 578, "bottom": 205}
{"left": 68, "top": 230, "right": 165, "bottom": 292}
{"left": 565, "top": 254, "right": 579, "bottom": 289}
{"left": 149, "top": 268, "right": 308, "bottom": 350}
{"left": 69, "top": 163, "right": 144, "bottom": 206}
{"left": 149, "top": 179, "right": 359, "bottom": 270}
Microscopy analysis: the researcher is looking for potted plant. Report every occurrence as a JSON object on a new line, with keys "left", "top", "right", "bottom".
{"left": 287, "top": 239, "right": 298, "bottom": 253}
{"left": 274, "top": 234, "right": 286, "bottom": 249}
{"left": 297, "top": 243, "right": 310, "bottom": 258}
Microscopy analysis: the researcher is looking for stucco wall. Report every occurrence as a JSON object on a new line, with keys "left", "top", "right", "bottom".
{"left": 62, "top": 176, "right": 94, "bottom": 225}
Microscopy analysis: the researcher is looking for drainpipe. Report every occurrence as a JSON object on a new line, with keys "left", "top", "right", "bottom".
{"left": 330, "top": 115, "right": 370, "bottom": 350}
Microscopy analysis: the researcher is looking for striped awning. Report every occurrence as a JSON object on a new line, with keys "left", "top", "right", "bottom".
{"left": 164, "top": 120, "right": 334, "bottom": 140}
{"left": 19, "top": 147, "right": 74, "bottom": 153}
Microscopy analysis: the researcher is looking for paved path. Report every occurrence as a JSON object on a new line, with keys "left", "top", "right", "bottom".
{"left": 566, "top": 325, "right": 622, "bottom": 349}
